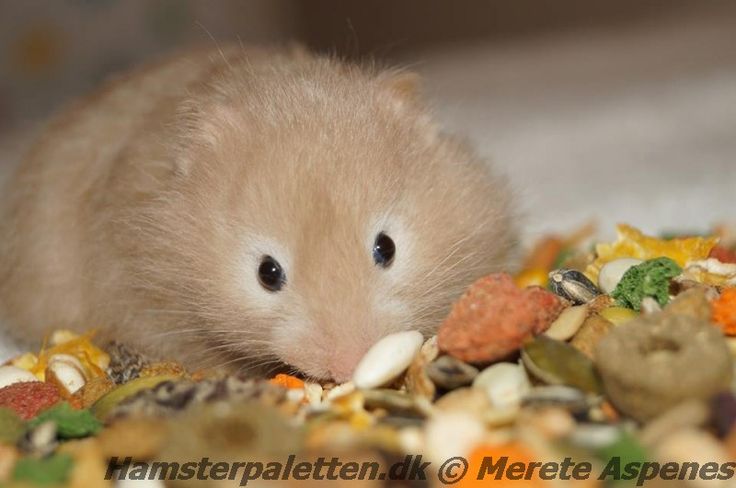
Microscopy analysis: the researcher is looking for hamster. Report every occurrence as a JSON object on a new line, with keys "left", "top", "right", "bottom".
{"left": 0, "top": 46, "right": 516, "bottom": 382}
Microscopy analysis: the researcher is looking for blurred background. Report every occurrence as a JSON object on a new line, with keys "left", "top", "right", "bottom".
{"left": 1, "top": 0, "right": 735, "bottom": 240}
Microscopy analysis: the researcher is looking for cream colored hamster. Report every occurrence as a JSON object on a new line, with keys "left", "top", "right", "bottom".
{"left": 0, "top": 46, "right": 515, "bottom": 381}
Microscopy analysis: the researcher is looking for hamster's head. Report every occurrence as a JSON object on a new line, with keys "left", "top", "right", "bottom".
{"left": 144, "top": 55, "right": 515, "bottom": 381}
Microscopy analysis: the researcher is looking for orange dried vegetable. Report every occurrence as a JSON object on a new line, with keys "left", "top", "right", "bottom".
{"left": 269, "top": 374, "right": 305, "bottom": 390}
{"left": 515, "top": 237, "right": 563, "bottom": 288}
{"left": 522, "top": 236, "right": 564, "bottom": 272}
{"left": 712, "top": 288, "right": 736, "bottom": 336}
{"left": 459, "top": 442, "right": 544, "bottom": 488}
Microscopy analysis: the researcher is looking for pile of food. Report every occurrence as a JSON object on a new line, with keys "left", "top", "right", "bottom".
{"left": 1, "top": 224, "right": 735, "bottom": 487}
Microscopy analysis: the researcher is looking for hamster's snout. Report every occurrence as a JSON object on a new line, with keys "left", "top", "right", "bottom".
{"left": 325, "top": 343, "right": 371, "bottom": 383}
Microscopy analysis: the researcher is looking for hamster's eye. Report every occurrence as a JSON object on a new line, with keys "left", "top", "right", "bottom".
{"left": 372, "top": 232, "right": 396, "bottom": 268}
{"left": 257, "top": 255, "right": 285, "bottom": 292}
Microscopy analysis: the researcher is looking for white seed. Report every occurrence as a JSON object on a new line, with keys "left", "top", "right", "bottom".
{"left": 47, "top": 356, "right": 86, "bottom": 394}
{"left": 304, "top": 382, "right": 323, "bottom": 406}
{"left": 472, "top": 362, "right": 531, "bottom": 409}
{"left": 425, "top": 412, "right": 485, "bottom": 464}
{"left": 116, "top": 478, "right": 167, "bottom": 488}
{"left": 47, "top": 353, "right": 85, "bottom": 371}
{"left": 398, "top": 427, "right": 424, "bottom": 454}
{"left": 545, "top": 304, "right": 589, "bottom": 341}
{"left": 597, "top": 258, "right": 643, "bottom": 294}
{"left": 324, "top": 381, "right": 355, "bottom": 402}
{"left": 286, "top": 389, "right": 305, "bottom": 403}
{"left": 49, "top": 330, "right": 78, "bottom": 346}
{"left": 0, "top": 365, "right": 39, "bottom": 389}
{"left": 569, "top": 424, "right": 622, "bottom": 449}
{"left": 352, "top": 331, "right": 424, "bottom": 389}
{"left": 640, "top": 296, "right": 662, "bottom": 314}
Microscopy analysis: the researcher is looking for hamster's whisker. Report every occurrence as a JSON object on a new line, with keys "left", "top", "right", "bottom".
{"left": 414, "top": 251, "right": 480, "bottom": 301}
{"left": 415, "top": 233, "right": 474, "bottom": 284}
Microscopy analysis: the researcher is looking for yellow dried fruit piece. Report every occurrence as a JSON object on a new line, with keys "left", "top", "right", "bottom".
{"left": 599, "top": 306, "right": 638, "bottom": 325}
{"left": 514, "top": 268, "right": 549, "bottom": 288}
{"left": 29, "top": 330, "right": 110, "bottom": 382}
{"left": 8, "top": 352, "right": 38, "bottom": 371}
{"left": 586, "top": 224, "right": 718, "bottom": 282}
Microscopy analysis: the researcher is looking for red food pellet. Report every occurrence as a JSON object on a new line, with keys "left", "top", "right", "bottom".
{"left": 0, "top": 381, "right": 61, "bottom": 420}
{"left": 438, "top": 273, "right": 566, "bottom": 363}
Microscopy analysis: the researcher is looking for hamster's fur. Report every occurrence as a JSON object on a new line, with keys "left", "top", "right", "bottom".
{"left": 0, "top": 46, "right": 515, "bottom": 381}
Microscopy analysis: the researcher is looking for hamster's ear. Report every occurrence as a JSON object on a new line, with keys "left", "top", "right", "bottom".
{"left": 171, "top": 102, "right": 238, "bottom": 177}
{"left": 379, "top": 70, "right": 422, "bottom": 106}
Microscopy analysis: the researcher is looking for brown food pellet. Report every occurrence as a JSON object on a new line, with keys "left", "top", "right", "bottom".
{"left": 438, "top": 273, "right": 566, "bottom": 364}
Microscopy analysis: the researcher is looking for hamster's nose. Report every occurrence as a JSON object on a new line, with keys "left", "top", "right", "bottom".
{"left": 327, "top": 347, "right": 367, "bottom": 383}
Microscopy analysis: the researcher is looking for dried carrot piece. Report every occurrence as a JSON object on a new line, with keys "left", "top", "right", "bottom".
{"left": 269, "top": 373, "right": 305, "bottom": 389}
{"left": 712, "top": 288, "right": 736, "bottom": 336}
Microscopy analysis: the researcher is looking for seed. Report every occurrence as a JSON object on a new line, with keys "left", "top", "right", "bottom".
{"left": 426, "top": 355, "right": 478, "bottom": 390}
{"left": 0, "top": 365, "right": 39, "bottom": 389}
{"left": 521, "top": 335, "right": 603, "bottom": 394}
{"left": 352, "top": 331, "right": 423, "bottom": 390}
{"left": 548, "top": 269, "right": 602, "bottom": 304}
{"left": 46, "top": 355, "right": 88, "bottom": 395}
{"left": 545, "top": 304, "right": 589, "bottom": 341}
{"left": 472, "top": 362, "right": 530, "bottom": 410}
{"left": 597, "top": 258, "right": 643, "bottom": 294}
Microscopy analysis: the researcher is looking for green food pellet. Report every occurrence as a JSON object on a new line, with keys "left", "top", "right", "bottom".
{"left": 611, "top": 257, "right": 682, "bottom": 311}
{"left": 0, "top": 406, "right": 25, "bottom": 444}
{"left": 596, "top": 431, "right": 649, "bottom": 486}
{"left": 12, "top": 453, "right": 74, "bottom": 485}
{"left": 28, "top": 402, "right": 102, "bottom": 438}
